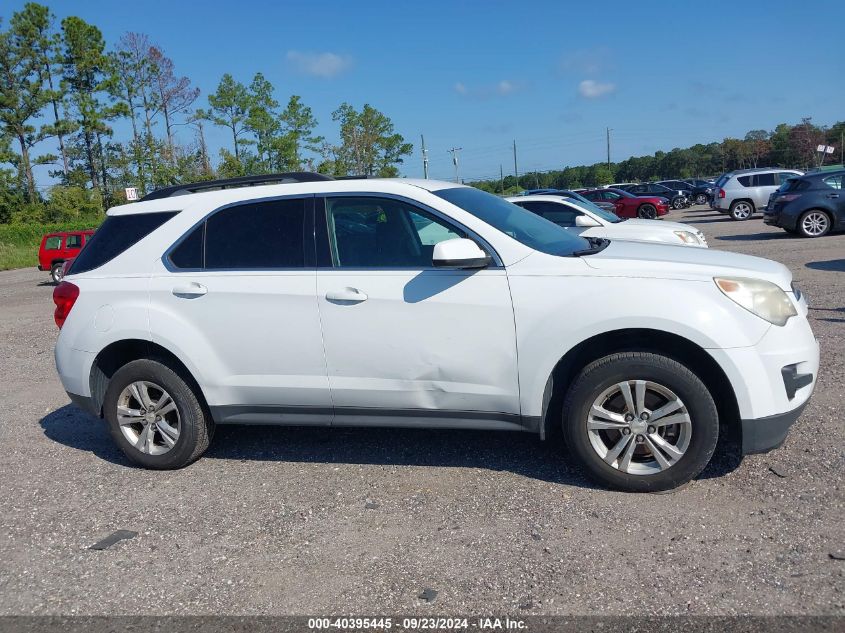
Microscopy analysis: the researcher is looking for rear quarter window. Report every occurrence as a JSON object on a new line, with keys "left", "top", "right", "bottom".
{"left": 69, "top": 211, "right": 178, "bottom": 274}
{"left": 823, "top": 175, "right": 843, "bottom": 190}
{"left": 44, "top": 236, "right": 61, "bottom": 250}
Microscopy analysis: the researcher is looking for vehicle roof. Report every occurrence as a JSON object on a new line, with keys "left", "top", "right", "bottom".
{"left": 43, "top": 229, "right": 95, "bottom": 237}
{"left": 801, "top": 167, "right": 845, "bottom": 178}
{"left": 729, "top": 167, "right": 802, "bottom": 175}
{"left": 106, "top": 178, "right": 467, "bottom": 216}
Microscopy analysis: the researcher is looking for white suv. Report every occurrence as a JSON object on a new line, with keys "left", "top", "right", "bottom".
{"left": 53, "top": 174, "right": 819, "bottom": 491}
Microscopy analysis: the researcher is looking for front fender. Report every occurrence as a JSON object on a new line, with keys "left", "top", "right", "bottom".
{"left": 507, "top": 274, "right": 770, "bottom": 417}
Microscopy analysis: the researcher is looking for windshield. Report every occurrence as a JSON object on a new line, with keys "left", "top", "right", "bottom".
{"left": 433, "top": 187, "right": 591, "bottom": 257}
{"left": 566, "top": 197, "right": 622, "bottom": 223}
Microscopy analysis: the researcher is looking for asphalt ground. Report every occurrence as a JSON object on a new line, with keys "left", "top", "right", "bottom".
{"left": 0, "top": 205, "right": 842, "bottom": 616}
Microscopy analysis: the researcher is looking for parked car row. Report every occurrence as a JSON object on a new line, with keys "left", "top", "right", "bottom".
{"left": 50, "top": 172, "right": 818, "bottom": 493}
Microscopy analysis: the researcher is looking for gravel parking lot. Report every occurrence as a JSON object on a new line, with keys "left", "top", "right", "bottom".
{"left": 0, "top": 205, "right": 842, "bottom": 617}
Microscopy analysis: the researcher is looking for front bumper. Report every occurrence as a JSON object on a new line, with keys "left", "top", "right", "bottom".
{"left": 741, "top": 399, "right": 808, "bottom": 454}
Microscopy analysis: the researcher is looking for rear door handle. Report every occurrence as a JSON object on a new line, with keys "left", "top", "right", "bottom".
{"left": 826, "top": 193, "right": 840, "bottom": 198}
{"left": 326, "top": 287, "right": 368, "bottom": 303}
{"left": 172, "top": 282, "right": 207, "bottom": 297}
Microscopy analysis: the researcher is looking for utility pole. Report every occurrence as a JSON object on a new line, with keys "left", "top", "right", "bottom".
{"left": 447, "top": 147, "right": 462, "bottom": 183}
{"left": 606, "top": 127, "right": 612, "bottom": 168}
{"left": 500, "top": 164, "right": 504, "bottom": 195}
{"left": 421, "top": 134, "right": 429, "bottom": 179}
{"left": 513, "top": 140, "right": 519, "bottom": 190}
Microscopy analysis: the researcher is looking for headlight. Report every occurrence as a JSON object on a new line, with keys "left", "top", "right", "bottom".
{"left": 714, "top": 277, "right": 797, "bottom": 326}
{"left": 674, "top": 230, "right": 701, "bottom": 245}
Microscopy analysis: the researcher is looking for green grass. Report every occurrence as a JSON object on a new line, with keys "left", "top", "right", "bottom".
{"left": 0, "top": 220, "right": 102, "bottom": 272}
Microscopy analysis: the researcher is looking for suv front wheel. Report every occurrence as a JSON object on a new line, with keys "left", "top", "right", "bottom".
{"left": 103, "top": 358, "right": 214, "bottom": 469}
{"left": 729, "top": 200, "right": 754, "bottom": 221}
{"left": 562, "top": 352, "right": 719, "bottom": 492}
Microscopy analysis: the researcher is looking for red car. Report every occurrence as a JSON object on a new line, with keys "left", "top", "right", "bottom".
{"left": 38, "top": 229, "right": 95, "bottom": 282}
{"left": 576, "top": 188, "right": 670, "bottom": 219}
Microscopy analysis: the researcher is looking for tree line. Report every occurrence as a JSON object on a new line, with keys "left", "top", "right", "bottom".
{"left": 0, "top": 2, "right": 413, "bottom": 223}
{"left": 470, "top": 118, "right": 845, "bottom": 194}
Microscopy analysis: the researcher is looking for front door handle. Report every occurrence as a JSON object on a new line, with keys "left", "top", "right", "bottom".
{"left": 826, "top": 193, "right": 840, "bottom": 199}
{"left": 172, "top": 282, "right": 207, "bottom": 297}
{"left": 326, "top": 287, "right": 368, "bottom": 303}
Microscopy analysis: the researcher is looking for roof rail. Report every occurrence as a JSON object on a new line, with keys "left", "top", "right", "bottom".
{"left": 139, "top": 172, "right": 334, "bottom": 201}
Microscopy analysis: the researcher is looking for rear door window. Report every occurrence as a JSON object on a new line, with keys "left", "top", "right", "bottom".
{"left": 204, "top": 198, "right": 307, "bottom": 269}
{"left": 752, "top": 173, "right": 776, "bottom": 187}
{"left": 65, "top": 234, "right": 82, "bottom": 249}
{"left": 70, "top": 211, "right": 178, "bottom": 274}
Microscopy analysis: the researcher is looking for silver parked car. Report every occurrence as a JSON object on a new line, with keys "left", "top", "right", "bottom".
{"left": 711, "top": 168, "right": 803, "bottom": 220}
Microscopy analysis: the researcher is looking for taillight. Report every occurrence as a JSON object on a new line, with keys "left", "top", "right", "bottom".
{"left": 53, "top": 281, "right": 79, "bottom": 329}
{"left": 718, "top": 189, "right": 725, "bottom": 199}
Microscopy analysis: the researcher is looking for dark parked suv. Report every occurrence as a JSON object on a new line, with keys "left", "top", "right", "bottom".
{"left": 765, "top": 169, "right": 844, "bottom": 237}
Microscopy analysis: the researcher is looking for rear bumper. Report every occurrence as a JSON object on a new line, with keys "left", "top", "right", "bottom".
{"left": 66, "top": 391, "right": 99, "bottom": 417}
{"left": 37, "top": 264, "right": 45, "bottom": 271}
{"left": 741, "top": 400, "right": 808, "bottom": 454}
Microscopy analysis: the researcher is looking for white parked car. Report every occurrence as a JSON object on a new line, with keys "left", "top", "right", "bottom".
{"left": 506, "top": 195, "right": 707, "bottom": 247}
{"left": 53, "top": 174, "right": 818, "bottom": 491}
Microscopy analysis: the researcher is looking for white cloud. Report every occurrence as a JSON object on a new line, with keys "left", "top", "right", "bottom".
{"left": 455, "top": 79, "right": 521, "bottom": 98}
{"left": 497, "top": 80, "right": 515, "bottom": 95}
{"left": 286, "top": 51, "right": 352, "bottom": 78}
{"left": 578, "top": 79, "right": 616, "bottom": 99}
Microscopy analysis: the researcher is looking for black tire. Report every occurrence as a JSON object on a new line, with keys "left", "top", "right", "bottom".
{"left": 103, "top": 358, "right": 213, "bottom": 469}
{"left": 796, "top": 209, "right": 832, "bottom": 238}
{"left": 694, "top": 193, "right": 708, "bottom": 205}
{"left": 562, "top": 352, "right": 719, "bottom": 493}
{"left": 50, "top": 262, "right": 64, "bottom": 283}
{"left": 729, "top": 200, "right": 755, "bottom": 221}
{"left": 637, "top": 204, "right": 657, "bottom": 219}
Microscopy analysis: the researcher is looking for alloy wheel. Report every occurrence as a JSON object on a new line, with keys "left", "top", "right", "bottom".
{"left": 117, "top": 381, "right": 181, "bottom": 455}
{"left": 732, "top": 202, "right": 752, "bottom": 219}
{"left": 586, "top": 380, "right": 692, "bottom": 475}
{"left": 639, "top": 205, "right": 657, "bottom": 219}
{"left": 695, "top": 194, "right": 707, "bottom": 205}
{"left": 801, "top": 211, "right": 829, "bottom": 237}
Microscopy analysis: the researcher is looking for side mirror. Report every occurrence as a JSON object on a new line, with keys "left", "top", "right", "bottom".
{"left": 575, "top": 215, "right": 601, "bottom": 228}
{"left": 432, "top": 238, "right": 491, "bottom": 269}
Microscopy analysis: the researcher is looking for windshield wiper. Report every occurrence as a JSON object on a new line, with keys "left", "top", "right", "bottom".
{"left": 572, "top": 237, "right": 611, "bottom": 256}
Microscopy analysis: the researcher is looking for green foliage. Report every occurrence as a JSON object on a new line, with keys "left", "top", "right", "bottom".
{"left": 326, "top": 102, "right": 413, "bottom": 177}
{"left": 470, "top": 119, "right": 844, "bottom": 192}
{"left": 205, "top": 73, "right": 251, "bottom": 159}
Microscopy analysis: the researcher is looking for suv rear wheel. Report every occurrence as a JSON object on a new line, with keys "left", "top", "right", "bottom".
{"left": 562, "top": 352, "right": 719, "bottom": 492}
{"left": 797, "top": 210, "right": 831, "bottom": 238}
{"left": 729, "top": 200, "right": 754, "bottom": 221}
{"left": 103, "top": 359, "right": 213, "bottom": 469}
{"left": 50, "top": 262, "right": 64, "bottom": 283}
